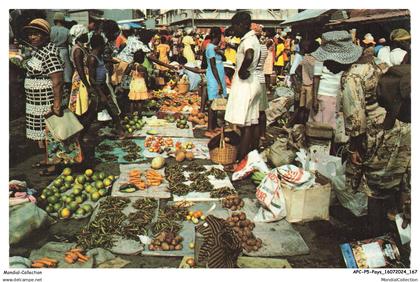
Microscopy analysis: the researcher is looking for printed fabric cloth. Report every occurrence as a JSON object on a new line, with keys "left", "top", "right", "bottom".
{"left": 196, "top": 215, "right": 241, "bottom": 268}
{"left": 24, "top": 42, "right": 63, "bottom": 141}
{"left": 341, "top": 61, "right": 411, "bottom": 196}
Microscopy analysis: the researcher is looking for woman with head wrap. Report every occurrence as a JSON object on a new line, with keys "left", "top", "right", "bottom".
{"left": 22, "top": 19, "right": 82, "bottom": 175}
{"left": 67, "top": 24, "right": 97, "bottom": 143}
{"left": 182, "top": 28, "right": 196, "bottom": 63}
{"left": 68, "top": 25, "right": 91, "bottom": 116}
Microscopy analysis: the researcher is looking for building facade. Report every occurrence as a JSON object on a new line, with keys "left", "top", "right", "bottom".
{"left": 158, "top": 9, "right": 298, "bottom": 30}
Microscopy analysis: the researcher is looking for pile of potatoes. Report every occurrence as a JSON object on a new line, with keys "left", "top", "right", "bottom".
{"left": 148, "top": 231, "right": 184, "bottom": 251}
{"left": 222, "top": 195, "right": 244, "bottom": 211}
{"left": 226, "top": 212, "right": 262, "bottom": 253}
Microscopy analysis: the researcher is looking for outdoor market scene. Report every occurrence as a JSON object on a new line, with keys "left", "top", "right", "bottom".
{"left": 8, "top": 9, "right": 411, "bottom": 269}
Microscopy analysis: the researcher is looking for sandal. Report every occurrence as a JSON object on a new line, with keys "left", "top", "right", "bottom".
{"left": 32, "top": 161, "right": 48, "bottom": 169}
{"left": 39, "top": 167, "right": 57, "bottom": 177}
{"left": 204, "top": 130, "right": 219, "bottom": 138}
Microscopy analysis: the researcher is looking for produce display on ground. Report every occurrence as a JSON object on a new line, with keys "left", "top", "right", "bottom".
{"left": 143, "top": 202, "right": 193, "bottom": 257}
{"left": 121, "top": 112, "right": 146, "bottom": 134}
{"left": 226, "top": 212, "right": 263, "bottom": 253}
{"left": 157, "top": 92, "right": 201, "bottom": 114}
{"left": 143, "top": 136, "right": 209, "bottom": 159}
{"left": 39, "top": 168, "right": 116, "bottom": 219}
{"left": 141, "top": 117, "right": 195, "bottom": 138}
{"left": 95, "top": 139, "right": 145, "bottom": 163}
{"left": 111, "top": 163, "right": 171, "bottom": 199}
{"left": 165, "top": 163, "right": 236, "bottom": 202}
{"left": 77, "top": 197, "right": 159, "bottom": 251}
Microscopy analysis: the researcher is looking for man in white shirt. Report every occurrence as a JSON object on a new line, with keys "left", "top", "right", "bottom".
{"left": 224, "top": 12, "right": 261, "bottom": 163}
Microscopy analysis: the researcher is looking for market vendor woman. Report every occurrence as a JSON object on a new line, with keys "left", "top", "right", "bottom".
{"left": 312, "top": 30, "right": 411, "bottom": 236}
{"left": 23, "top": 19, "right": 82, "bottom": 175}
{"left": 204, "top": 27, "right": 227, "bottom": 138}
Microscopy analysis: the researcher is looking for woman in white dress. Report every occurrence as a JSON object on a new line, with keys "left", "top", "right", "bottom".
{"left": 224, "top": 12, "right": 262, "bottom": 163}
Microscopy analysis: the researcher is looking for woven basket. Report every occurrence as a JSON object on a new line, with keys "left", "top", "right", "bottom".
{"left": 209, "top": 128, "right": 238, "bottom": 165}
{"left": 177, "top": 83, "right": 189, "bottom": 94}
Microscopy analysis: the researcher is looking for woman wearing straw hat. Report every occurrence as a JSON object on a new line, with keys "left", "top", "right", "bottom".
{"left": 23, "top": 19, "right": 82, "bottom": 175}
{"left": 313, "top": 30, "right": 410, "bottom": 236}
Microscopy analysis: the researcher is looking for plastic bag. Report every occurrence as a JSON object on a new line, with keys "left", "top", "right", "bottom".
{"left": 311, "top": 153, "right": 367, "bottom": 217}
{"left": 9, "top": 202, "right": 54, "bottom": 245}
{"left": 331, "top": 162, "right": 367, "bottom": 217}
{"left": 232, "top": 150, "right": 270, "bottom": 181}
{"left": 254, "top": 168, "right": 287, "bottom": 222}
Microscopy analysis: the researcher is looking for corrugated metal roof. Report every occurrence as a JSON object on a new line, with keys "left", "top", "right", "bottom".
{"left": 281, "top": 9, "right": 330, "bottom": 25}
{"left": 328, "top": 9, "right": 409, "bottom": 25}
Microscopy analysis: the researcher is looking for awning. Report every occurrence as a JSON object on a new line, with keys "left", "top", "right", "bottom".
{"left": 280, "top": 9, "right": 330, "bottom": 26}
{"left": 117, "top": 18, "right": 146, "bottom": 29}
{"left": 117, "top": 18, "right": 145, "bottom": 24}
{"left": 327, "top": 9, "right": 410, "bottom": 26}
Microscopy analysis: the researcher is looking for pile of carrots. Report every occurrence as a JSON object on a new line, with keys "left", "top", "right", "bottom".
{"left": 146, "top": 169, "right": 164, "bottom": 187}
{"left": 129, "top": 170, "right": 146, "bottom": 190}
{"left": 129, "top": 169, "right": 164, "bottom": 189}
{"left": 31, "top": 257, "right": 58, "bottom": 268}
{"left": 64, "top": 248, "right": 90, "bottom": 264}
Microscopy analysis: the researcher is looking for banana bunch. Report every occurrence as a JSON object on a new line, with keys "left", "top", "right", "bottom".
{"left": 251, "top": 171, "right": 266, "bottom": 185}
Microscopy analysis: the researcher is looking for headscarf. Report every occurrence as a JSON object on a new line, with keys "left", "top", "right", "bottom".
{"left": 69, "top": 24, "right": 89, "bottom": 45}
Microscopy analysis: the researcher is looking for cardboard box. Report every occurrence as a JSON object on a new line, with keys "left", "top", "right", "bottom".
{"left": 282, "top": 173, "right": 331, "bottom": 223}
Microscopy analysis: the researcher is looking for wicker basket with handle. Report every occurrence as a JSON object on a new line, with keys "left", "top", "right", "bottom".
{"left": 209, "top": 128, "right": 238, "bottom": 165}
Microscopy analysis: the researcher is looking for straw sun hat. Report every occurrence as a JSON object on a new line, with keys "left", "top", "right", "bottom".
{"left": 311, "top": 30, "right": 362, "bottom": 64}
{"left": 22, "top": 18, "right": 51, "bottom": 35}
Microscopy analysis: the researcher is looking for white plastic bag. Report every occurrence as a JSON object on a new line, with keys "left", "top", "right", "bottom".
{"left": 232, "top": 150, "right": 270, "bottom": 181}
{"left": 314, "top": 155, "right": 367, "bottom": 217}
{"left": 254, "top": 169, "right": 287, "bottom": 222}
{"left": 296, "top": 149, "right": 367, "bottom": 216}
{"left": 97, "top": 109, "right": 112, "bottom": 121}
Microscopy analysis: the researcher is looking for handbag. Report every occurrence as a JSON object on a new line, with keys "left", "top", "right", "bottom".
{"left": 45, "top": 109, "right": 84, "bottom": 141}
{"left": 211, "top": 93, "right": 227, "bottom": 111}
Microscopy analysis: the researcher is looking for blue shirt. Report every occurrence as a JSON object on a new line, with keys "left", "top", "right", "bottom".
{"left": 205, "top": 43, "right": 227, "bottom": 100}
{"left": 374, "top": 44, "right": 384, "bottom": 56}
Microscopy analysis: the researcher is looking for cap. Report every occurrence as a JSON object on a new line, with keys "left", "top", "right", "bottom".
{"left": 53, "top": 12, "right": 65, "bottom": 21}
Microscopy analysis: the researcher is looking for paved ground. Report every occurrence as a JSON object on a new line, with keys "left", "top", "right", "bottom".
{"left": 9, "top": 114, "right": 411, "bottom": 268}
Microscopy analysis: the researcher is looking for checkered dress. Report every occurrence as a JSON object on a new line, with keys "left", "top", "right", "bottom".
{"left": 24, "top": 43, "right": 63, "bottom": 140}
